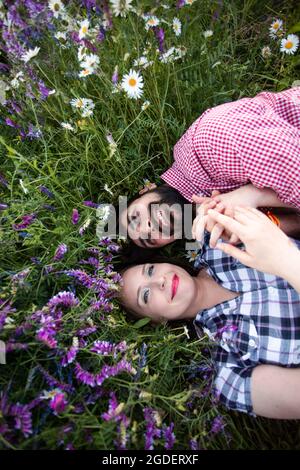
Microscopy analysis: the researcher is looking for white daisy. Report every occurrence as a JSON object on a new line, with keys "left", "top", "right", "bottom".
{"left": 121, "top": 69, "right": 144, "bottom": 100}
{"left": 70, "top": 97, "right": 87, "bottom": 109}
{"left": 110, "top": 0, "right": 133, "bottom": 17}
{"left": 172, "top": 18, "right": 182, "bottom": 37}
{"left": 280, "top": 34, "right": 299, "bottom": 55}
{"left": 80, "top": 53, "right": 100, "bottom": 69}
{"left": 21, "top": 47, "right": 40, "bottom": 63}
{"left": 10, "top": 71, "right": 24, "bottom": 89}
{"left": 48, "top": 0, "right": 65, "bottom": 19}
{"left": 185, "top": 249, "right": 198, "bottom": 262}
{"left": 78, "top": 67, "right": 95, "bottom": 78}
{"left": 61, "top": 122, "right": 75, "bottom": 131}
{"left": 133, "top": 56, "right": 151, "bottom": 68}
{"left": 54, "top": 31, "right": 67, "bottom": 48}
{"left": 185, "top": 0, "right": 197, "bottom": 4}
{"left": 78, "top": 46, "right": 88, "bottom": 62}
{"left": 78, "top": 19, "right": 90, "bottom": 40}
{"left": 203, "top": 30, "right": 213, "bottom": 38}
{"left": 70, "top": 97, "right": 95, "bottom": 116}
{"left": 269, "top": 18, "right": 283, "bottom": 39}
{"left": 145, "top": 16, "right": 160, "bottom": 31}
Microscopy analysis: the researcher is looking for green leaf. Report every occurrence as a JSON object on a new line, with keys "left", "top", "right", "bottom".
{"left": 132, "top": 317, "right": 151, "bottom": 329}
{"left": 288, "top": 22, "right": 300, "bottom": 33}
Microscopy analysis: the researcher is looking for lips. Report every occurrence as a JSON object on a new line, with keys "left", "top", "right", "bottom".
{"left": 171, "top": 274, "right": 179, "bottom": 300}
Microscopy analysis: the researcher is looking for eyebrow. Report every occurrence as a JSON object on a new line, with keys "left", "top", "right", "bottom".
{"left": 136, "top": 265, "right": 146, "bottom": 306}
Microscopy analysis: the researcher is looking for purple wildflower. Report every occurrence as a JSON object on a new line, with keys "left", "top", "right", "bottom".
{"left": 72, "top": 208, "right": 80, "bottom": 225}
{"left": 144, "top": 407, "right": 162, "bottom": 450}
{"left": 26, "top": 124, "right": 43, "bottom": 140}
{"left": 39, "top": 185, "right": 54, "bottom": 198}
{"left": 74, "top": 362, "right": 96, "bottom": 387}
{"left": 38, "top": 80, "right": 53, "bottom": 100}
{"left": 101, "top": 392, "right": 123, "bottom": 422}
{"left": 190, "top": 438, "right": 199, "bottom": 450}
{"left": 0, "top": 203, "right": 8, "bottom": 210}
{"left": 154, "top": 27, "right": 165, "bottom": 53}
{"left": 53, "top": 243, "right": 68, "bottom": 261}
{"left": 176, "top": 0, "right": 185, "bottom": 8}
{"left": 47, "top": 291, "right": 79, "bottom": 311}
{"left": 95, "top": 359, "right": 136, "bottom": 387}
{"left": 5, "top": 117, "right": 20, "bottom": 129}
{"left": 77, "top": 326, "right": 97, "bottom": 337}
{"left": 12, "top": 213, "right": 36, "bottom": 230}
{"left": 61, "top": 345, "right": 78, "bottom": 367}
{"left": 49, "top": 390, "right": 68, "bottom": 415}
{"left": 0, "top": 173, "right": 8, "bottom": 187}
{"left": 210, "top": 415, "right": 225, "bottom": 435}
{"left": 10, "top": 403, "right": 33, "bottom": 437}
{"left": 112, "top": 67, "right": 118, "bottom": 84}
{"left": 91, "top": 340, "right": 127, "bottom": 356}
{"left": 83, "top": 200, "right": 100, "bottom": 208}
{"left": 163, "top": 422, "right": 176, "bottom": 450}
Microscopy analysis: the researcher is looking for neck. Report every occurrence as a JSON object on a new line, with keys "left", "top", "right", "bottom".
{"left": 182, "top": 270, "right": 239, "bottom": 319}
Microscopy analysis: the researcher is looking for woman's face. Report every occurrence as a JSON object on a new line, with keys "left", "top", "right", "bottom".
{"left": 120, "top": 263, "right": 197, "bottom": 323}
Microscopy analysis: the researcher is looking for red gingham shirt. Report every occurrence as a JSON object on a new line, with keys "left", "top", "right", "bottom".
{"left": 161, "top": 87, "right": 300, "bottom": 209}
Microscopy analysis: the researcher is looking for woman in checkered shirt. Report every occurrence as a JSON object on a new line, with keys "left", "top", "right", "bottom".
{"left": 118, "top": 210, "right": 300, "bottom": 419}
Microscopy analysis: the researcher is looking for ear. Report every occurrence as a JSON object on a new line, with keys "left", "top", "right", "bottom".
{"left": 138, "top": 183, "right": 157, "bottom": 195}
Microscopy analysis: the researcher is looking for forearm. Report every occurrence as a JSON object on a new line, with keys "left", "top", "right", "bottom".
{"left": 255, "top": 186, "right": 297, "bottom": 210}
{"left": 280, "top": 249, "right": 300, "bottom": 293}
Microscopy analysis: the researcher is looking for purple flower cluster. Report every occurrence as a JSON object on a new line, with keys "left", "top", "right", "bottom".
{"left": 12, "top": 213, "right": 36, "bottom": 230}
{"left": 143, "top": 407, "right": 162, "bottom": 450}
{"left": 74, "top": 359, "right": 136, "bottom": 388}
{"left": 90, "top": 340, "right": 127, "bottom": 356}
{"left": 53, "top": 243, "right": 68, "bottom": 261}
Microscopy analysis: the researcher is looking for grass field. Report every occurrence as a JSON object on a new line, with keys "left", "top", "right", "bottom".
{"left": 1, "top": 0, "right": 300, "bottom": 450}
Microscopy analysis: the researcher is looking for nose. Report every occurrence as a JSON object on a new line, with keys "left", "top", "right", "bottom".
{"left": 138, "top": 217, "right": 151, "bottom": 235}
{"left": 151, "top": 276, "right": 165, "bottom": 290}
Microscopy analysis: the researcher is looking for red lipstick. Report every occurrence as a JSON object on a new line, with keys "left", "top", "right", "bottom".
{"left": 171, "top": 274, "right": 179, "bottom": 300}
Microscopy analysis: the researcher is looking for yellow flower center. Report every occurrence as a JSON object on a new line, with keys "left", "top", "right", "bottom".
{"left": 148, "top": 19, "right": 155, "bottom": 25}
{"left": 77, "top": 99, "right": 83, "bottom": 107}
{"left": 82, "top": 26, "right": 88, "bottom": 34}
{"left": 273, "top": 22, "right": 279, "bottom": 30}
{"left": 285, "top": 41, "right": 293, "bottom": 49}
{"left": 54, "top": 3, "right": 60, "bottom": 11}
{"left": 129, "top": 78, "right": 137, "bottom": 87}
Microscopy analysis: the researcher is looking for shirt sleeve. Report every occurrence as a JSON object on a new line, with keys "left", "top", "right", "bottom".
{"left": 214, "top": 364, "right": 256, "bottom": 416}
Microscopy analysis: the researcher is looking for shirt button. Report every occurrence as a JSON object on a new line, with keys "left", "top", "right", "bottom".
{"left": 249, "top": 339, "right": 256, "bottom": 348}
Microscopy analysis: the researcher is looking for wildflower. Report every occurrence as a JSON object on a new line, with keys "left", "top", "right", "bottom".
{"left": 261, "top": 46, "right": 271, "bottom": 59}
{"left": 154, "top": 27, "right": 165, "bottom": 53}
{"left": 53, "top": 243, "right": 68, "bottom": 261}
{"left": 269, "top": 18, "right": 283, "bottom": 39}
{"left": 111, "top": 0, "right": 133, "bottom": 17}
{"left": 0, "top": 203, "right": 8, "bottom": 210}
{"left": 133, "top": 56, "right": 151, "bottom": 68}
{"left": 210, "top": 415, "right": 226, "bottom": 435}
{"left": 144, "top": 407, "right": 162, "bottom": 450}
{"left": 48, "top": 0, "right": 66, "bottom": 19}
{"left": 280, "top": 34, "right": 299, "bottom": 55}
{"left": 10, "top": 71, "right": 25, "bottom": 89}
{"left": 172, "top": 18, "right": 182, "bottom": 36}
{"left": 203, "top": 30, "right": 213, "bottom": 38}
{"left": 79, "top": 67, "right": 94, "bottom": 78}
{"left": 78, "top": 19, "right": 90, "bottom": 40}
{"left": 13, "top": 213, "right": 36, "bottom": 230}
{"left": 163, "top": 423, "right": 176, "bottom": 450}
{"left": 79, "top": 217, "right": 91, "bottom": 236}
{"left": 10, "top": 403, "right": 33, "bottom": 437}
{"left": 70, "top": 97, "right": 95, "bottom": 117}
{"left": 54, "top": 31, "right": 67, "bottom": 43}
{"left": 121, "top": 69, "right": 144, "bottom": 100}
{"left": 21, "top": 47, "right": 40, "bottom": 63}
{"left": 91, "top": 340, "right": 127, "bottom": 356}
{"left": 141, "top": 100, "right": 150, "bottom": 111}
{"left": 112, "top": 65, "right": 119, "bottom": 84}
{"left": 80, "top": 53, "right": 100, "bottom": 69}
{"left": 47, "top": 291, "right": 79, "bottom": 310}
{"left": 72, "top": 208, "right": 80, "bottom": 224}
{"left": 101, "top": 392, "right": 125, "bottom": 421}
{"left": 145, "top": 16, "right": 160, "bottom": 30}
{"left": 39, "top": 185, "right": 54, "bottom": 198}
{"left": 42, "top": 389, "right": 68, "bottom": 414}
{"left": 185, "top": 249, "right": 198, "bottom": 262}
{"left": 61, "top": 122, "right": 75, "bottom": 131}
{"left": 61, "top": 343, "right": 78, "bottom": 367}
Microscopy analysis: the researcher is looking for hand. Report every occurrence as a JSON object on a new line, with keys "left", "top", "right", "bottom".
{"left": 192, "top": 191, "right": 240, "bottom": 245}
{"left": 207, "top": 206, "right": 299, "bottom": 277}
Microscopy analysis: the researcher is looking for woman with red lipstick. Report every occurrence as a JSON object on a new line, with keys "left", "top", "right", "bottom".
{"left": 118, "top": 229, "right": 300, "bottom": 420}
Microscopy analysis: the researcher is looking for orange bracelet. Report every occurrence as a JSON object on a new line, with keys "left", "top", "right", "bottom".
{"left": 265, "top": 210, "right": 280, "bottom": 227}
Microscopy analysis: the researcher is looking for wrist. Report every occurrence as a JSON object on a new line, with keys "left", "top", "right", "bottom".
{"left": 277, "top": 243, "right": 300, "bottom": 281}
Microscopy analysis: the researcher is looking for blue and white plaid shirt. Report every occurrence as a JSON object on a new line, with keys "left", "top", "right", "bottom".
{"left": 193, "top": 232, "right": 300, "bottom": 416}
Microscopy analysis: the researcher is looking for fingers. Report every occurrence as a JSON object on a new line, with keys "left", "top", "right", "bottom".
{"left": 192, "top": 194, "right": 211, "bottom": 204}
{"left": 193, "top": 214, "right": 208, "bottom": 242}
{"left": 209, "top": 223, "right": 225, "bottom": 248}
{"left": 215, "top": 242, "right": 249, "bottom": 264}
{"left": 211, "top": 190, "right": 221, "bottom": 197}
{"left": 229, "top": 233, "right": 240, "bottom": 244}
{"left": 207, "top": 209, "right": 244, "bottom": 236}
